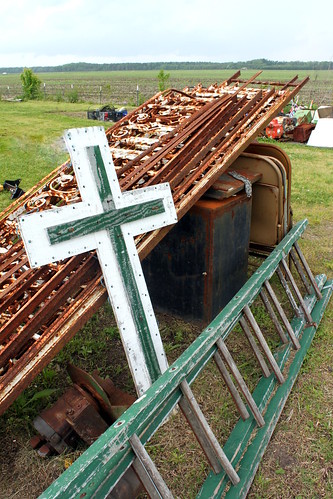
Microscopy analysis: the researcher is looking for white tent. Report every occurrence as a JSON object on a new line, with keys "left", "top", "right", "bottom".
{"left": 307, "top": 118, "right": 333, "bottom": 148}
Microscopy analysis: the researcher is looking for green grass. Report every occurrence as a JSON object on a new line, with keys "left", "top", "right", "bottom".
{"left": 0, "top": 100, "right": 114, "bottom": 211}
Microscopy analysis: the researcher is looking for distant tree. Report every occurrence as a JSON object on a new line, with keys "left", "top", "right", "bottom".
{"left": 20, "top": 68, "right": 42, "bottom": 100}
{"left": 157, "top": 69, "right": 170, "bottom": 92}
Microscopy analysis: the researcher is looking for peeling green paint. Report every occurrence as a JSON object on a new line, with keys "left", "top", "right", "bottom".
{"left": 47, "top": 144, "right": 166, "bottom": 383}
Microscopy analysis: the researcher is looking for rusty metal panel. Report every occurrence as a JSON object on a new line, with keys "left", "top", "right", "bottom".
{"left": 0, "top": 72, "right": 309, "bottom": 414}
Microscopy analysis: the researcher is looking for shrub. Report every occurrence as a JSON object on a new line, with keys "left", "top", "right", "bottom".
{"left": 20, "top": 68, "right": 42, "bottom": 100}
{"left": 157, "top": 69, "right": 170, "bottom": 92}
{"left": 67, "top": 88, "right": 79, "bottom": 103}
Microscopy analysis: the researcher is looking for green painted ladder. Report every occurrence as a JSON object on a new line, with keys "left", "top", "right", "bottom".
{"left": 40, "top": 219, "right": 333, "bottom": 498}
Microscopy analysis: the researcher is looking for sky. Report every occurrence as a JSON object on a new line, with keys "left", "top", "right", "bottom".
{"left": 0, "top": 0, "right": 332, "bottom": 68}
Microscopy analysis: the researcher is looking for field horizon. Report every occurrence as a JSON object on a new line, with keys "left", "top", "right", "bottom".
{"left": 1, "top": 68, "right": 332, "bottom": 107}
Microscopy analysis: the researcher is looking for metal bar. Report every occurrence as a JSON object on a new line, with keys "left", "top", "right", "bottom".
{"left": 259, "top": 289, "right": 289, "bottom": 344}
{"left": 280, "top": 75, "right": 300, "bottom": 91}
{"left": 0, "top": 256, "right": 98, "bottom": 368}
{"left": 243, "top": 305, "right": 285, "bottom": 384}
{"left": 173, "top": 91, "right": 266, "bottom": 202}
{"left": 215, "top": 339, "right": 265, "bottom": 427}
{"left": 174, "top": 89, "right": 275, "bottom": 207}
{"left": 119, "top": 96, "right": 223, "bottom": 185}
{"left": 239, "top": 316, "right": 271, "bottom": 378}
{"left": 0, "top": 245, "right": 25, "bottom": 273}
{"left": 230, "top": 78, "right": 300, "bottom": 87}
{"left": 179, "top": 379, "right": 240, "bottom": 484}
{"left": 294, "top": 241, "right": 322, "bottom": 300}
{"left": 213, "top": 352, "right": 250, "bottom": 421}
{"left": 167, "top": 97, "right": 249, "bottom": 190}
{"left": 280, "top": 258, "right": 313, "bottom": 324}
{"left": 161, "top": 99, "right": 240, "bottom": 187}
{"left": 264, "top": 280, "right": 301, "bottom": 350}
{"left": 0, "top": 267, "right": 47, "bottom": 314}
{"left": 130, "top": 433, "right": 173, "bottom": 499}
{"left": 0, "top": 255, "right": 82, "bottom": 344}
{"left": 0, "top": 256, "right": 28, "bottom": 287}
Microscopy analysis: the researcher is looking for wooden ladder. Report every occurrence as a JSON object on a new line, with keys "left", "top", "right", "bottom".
{"left": 40, "top": 219, "right": 333, "bottom": 499}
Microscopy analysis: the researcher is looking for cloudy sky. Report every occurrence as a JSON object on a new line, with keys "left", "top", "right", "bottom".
{"left": 0, "top": 0, "right": 332, "bottom": 68}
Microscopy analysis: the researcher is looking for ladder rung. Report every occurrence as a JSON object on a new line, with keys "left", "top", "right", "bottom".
{"left": 289, "top": 247, "right": 312, "bottom": 295}
{"left": 239, "top": 316, "right": 271, "bottom": 378}
{"left": 213, "top": 351, "right": 250, "bottom": 421}
{"left": 130, "top": 433, "right": 174, "bottom": 499}
{"left": 264, "top": 280, "right": 301, "bottom": 350}
{"left": 179, "top": 379, "right": 240, "bottom": 485}
{"left": 280, "top": 258, "right": 313, "bottom": 324}
{"left": 294, "top": 241, "right": 322, "bottom": 300}
{"left": 260, "top": 288, "right": 289, "bottom": 344}
{"left": 216, "top": 339, "right": 265, "bottom": 427}
{"left": 243, "top": 305, "right": 285, "bottom": 384}
{"left": 276, "top": 266, "right": 301, "bottom": 317}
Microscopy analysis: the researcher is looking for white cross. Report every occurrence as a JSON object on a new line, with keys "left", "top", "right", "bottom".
{"left": 19, "top": 127, "right": 177, "bottom": 395}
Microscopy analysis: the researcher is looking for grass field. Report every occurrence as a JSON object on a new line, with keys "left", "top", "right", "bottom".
{"left": 1, "top": 69, "right": 333, "bottom": 106}
{"left": 0, "top": 93, "right": 332, "bottom": 498}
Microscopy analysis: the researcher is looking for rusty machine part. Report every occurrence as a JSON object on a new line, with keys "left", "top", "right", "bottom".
{"left": 0, "top": 71, "right": 309, "bottom": 415}
{"left": 30, "top": 364, "right": 135, "bottom": 457}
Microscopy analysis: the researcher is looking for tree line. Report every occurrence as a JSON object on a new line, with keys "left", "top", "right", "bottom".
{"left": 1, "top": 59, "right": 332, "bottom": 74}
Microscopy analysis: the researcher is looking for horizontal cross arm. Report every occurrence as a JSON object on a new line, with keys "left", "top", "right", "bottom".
{"left": 47, "top": 199, "right": 165, "bottom": 245}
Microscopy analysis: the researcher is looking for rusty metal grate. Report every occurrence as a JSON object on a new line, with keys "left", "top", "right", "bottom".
{"left": 0, "top": 71, "right": 309, "bottom": 414}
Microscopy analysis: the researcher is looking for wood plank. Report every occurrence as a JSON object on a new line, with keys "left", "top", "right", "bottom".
{"left": 205, "top": 168, "right": 262, "bottom": 199}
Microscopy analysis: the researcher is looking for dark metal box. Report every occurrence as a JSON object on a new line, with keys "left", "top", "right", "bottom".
{"left": 143, "top": 192, "right": 252, "bottom": 324}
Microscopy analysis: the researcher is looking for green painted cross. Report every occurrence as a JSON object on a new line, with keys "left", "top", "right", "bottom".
{"left": 19, "top": 127, "right": 177, "bottom": 395}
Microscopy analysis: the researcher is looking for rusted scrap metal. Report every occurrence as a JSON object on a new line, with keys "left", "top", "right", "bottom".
{"left": 0, "top": 72, "right": 309, "bottom": 415}
{"left": 31, "top": 364, "right": 135, "bottom": 457}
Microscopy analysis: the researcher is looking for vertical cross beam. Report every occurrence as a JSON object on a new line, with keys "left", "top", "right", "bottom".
{"left": 19, "top": 127, "right": 177, "bottom": 395}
